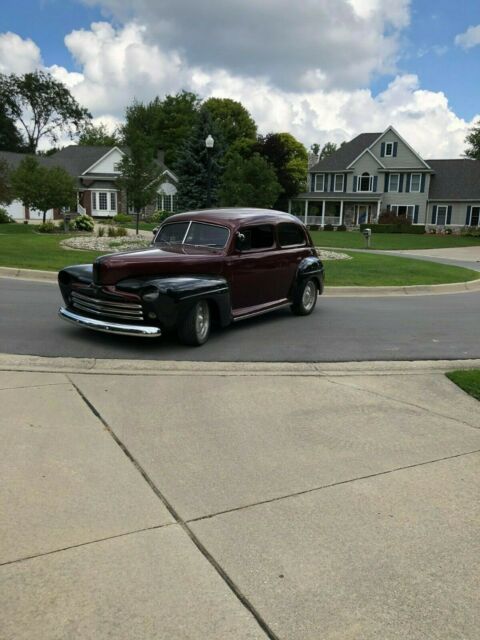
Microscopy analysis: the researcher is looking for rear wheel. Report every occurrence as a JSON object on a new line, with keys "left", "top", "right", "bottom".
{"left": 177, "top": 300, "right": 211, "bottom": 346}
{"left": 291, "top": 279, "right": 317, "bottom": 316}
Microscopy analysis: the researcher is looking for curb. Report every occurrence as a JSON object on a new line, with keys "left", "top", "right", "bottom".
{"left": 1, "top": 266, "right": 480, "bottom": 297}
{"left": 1, "top": 353, "right": 480, "bottom": 377}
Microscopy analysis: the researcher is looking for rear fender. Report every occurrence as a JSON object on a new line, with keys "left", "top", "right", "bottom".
{"left": 291, "top": 256, "right": 325, "bottom": 300}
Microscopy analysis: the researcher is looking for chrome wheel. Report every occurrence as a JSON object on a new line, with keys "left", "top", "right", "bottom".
{"left": 302, "top": 281, "right": 316, "bottom": 312}
{"left": 195, "top": 301, "right": 210, "bottom": 341}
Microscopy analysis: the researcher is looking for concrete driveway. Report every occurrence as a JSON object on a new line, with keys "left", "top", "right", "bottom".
{"left": 1, "top": 357, "right": 479, "bottom": 639}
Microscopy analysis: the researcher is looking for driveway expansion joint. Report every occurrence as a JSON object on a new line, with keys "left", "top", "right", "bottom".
{"left": 67, "top": 375, "right": 280, "bottom": 640}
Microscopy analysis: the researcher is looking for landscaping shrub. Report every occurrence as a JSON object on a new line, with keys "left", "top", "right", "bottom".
{"left": 107, "top": 225, "right": 128, "bottom": 237}
{"left": 150, "top": 210, "right": 171, "bottom": 224}
{"left": 378, "top": 211, "right": 411, "bottom": 226}
{"left": 97, "top": 226, "right": 105, "bottom": 237}
{"left": 112, "top": 213, "right": 132, "bottom": 226}
{"left": 360, "top": 223, "right": 425, "bottom": 235}
{"left": 462, "top": 226, "right": 480, "bottom": 237}
{"left": 0, "top": 207, "right": 13, "bottom": 223}
{"left": 324, "top": 223, "right": 334, "bottom": 231}
{"left": 37, "top": 222, "right": 57, "bottom": 233}
{"left": 336, "top": 224, "right": 347, "bottom": 232}
{"left": 72, "top": 214, "right": 94, "bottom": 232}
{"left": 309, "top": 224, "right": 319, "bottom": 231}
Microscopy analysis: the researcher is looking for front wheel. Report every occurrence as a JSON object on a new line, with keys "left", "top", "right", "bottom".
{"left": 291, "top": 279, "right": 318, "bottom": 316}
{"left": 177, "top": 300, "right": 211, "bottom": 346}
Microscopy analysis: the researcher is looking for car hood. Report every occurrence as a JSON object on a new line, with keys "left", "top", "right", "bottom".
{"left": 94, "top": 245, "right": 224, "bottom": 285}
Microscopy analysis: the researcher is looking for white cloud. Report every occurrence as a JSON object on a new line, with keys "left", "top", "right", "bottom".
{"left": 455, "top": 24, "right": 480, "bottom": 49}
{"left": 0, "top": 21, "right": 476, "bottom": 158}
{"left": 81, "top": 0, "right": 411, "bottom": 91}
{"left": 0, "top": 32, "right": 42, "bottom": 74}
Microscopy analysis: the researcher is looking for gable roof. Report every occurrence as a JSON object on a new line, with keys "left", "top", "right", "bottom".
{"left": 0, "top": 150, "right": 53, "bottom": 170}
{"left": 48, "top": 145, "right": 128, "bottom": 176}
{"left": 427, "top": 159, "right": 480, "bottom": 199}
{"left": 309, "top": 133, "right": 381, "bottom": 172}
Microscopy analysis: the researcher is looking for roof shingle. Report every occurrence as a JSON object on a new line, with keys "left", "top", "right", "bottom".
{"left": 427, "top": 159, "right": 480, "bottom": 199}
{"left": 309, "top": 133, "right": 381, "bottom": 172}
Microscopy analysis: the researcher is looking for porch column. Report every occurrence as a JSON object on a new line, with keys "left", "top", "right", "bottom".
{"left": 321, "top": 200, "right": 326, "bottom": 227}
{"left": 376, "top": 200, "right": 381, "bottom": 221}
{"left": 304, "top": 200, "right": 308, "bottom": 225}
{"left": 339, "top": 200, "right": 344, "bottom": 225}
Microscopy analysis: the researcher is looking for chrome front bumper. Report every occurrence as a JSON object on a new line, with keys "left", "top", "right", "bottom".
{"left": 59, "top": 307, "right": 162, "bottom": 338}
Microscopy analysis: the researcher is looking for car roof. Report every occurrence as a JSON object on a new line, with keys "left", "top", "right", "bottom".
{"left": 165, "top": 208, "right": 302, "bottom": 229}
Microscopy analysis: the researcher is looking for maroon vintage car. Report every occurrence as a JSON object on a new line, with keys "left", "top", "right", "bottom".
{"left": 58, "top": 208, "right": 324, "bottom": 346}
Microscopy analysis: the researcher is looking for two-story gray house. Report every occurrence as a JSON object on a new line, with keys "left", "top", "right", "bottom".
{"left": 292, "top": 126, "right": 480, "bottom": 229}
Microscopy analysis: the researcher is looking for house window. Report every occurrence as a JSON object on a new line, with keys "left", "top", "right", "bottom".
{"left": 98, "top": 193, "right": 108, "bottom": 210}
{"left": 113, "top": 162, "right": 121, "bottom": 173}
{"left": 471, "top": 207, "right": 480, "bottom": 226}
{"left": 334, "top": 174, "right": 344, "bottom": 192}
{"left": 92, "top": 192, "right": 97, "bottom": 210}
{"left": 110, "top": 192, "right": 117, "bottom": 211}
{"left": 315, "top": 174, "right": 325, "bottom": 192}
{"left": 389, "top": 174, "right": 400, "bottom": 192}
{"left": 358, "top": 172, "right": 373, "bottom": 192}
{"left": 385, "top": 142, "right": 394, "bottom": 157}
{"left": 436, "top": 205, "right": 447, "bottom": 226}
{"left": 157, "top": 194, "right": 177, "bottom": 212}
{"left": 391, "top": 204, "right": 414, "bottom": 221}
{"left": 410, "top": 173, "right": 421, "bottom": 192}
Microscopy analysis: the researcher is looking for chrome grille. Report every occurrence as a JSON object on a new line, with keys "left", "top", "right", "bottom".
{"left": 71, "top": 291, "right": 143, "bottom": 321}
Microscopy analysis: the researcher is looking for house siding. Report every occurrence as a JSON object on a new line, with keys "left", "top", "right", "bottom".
{"left": 382, "top": 174, "right": 431, "bottom": 223}
{"left": 427, "top": 201, "right": 480, "bottom": 227}
{"left": 371, "top": 132, "right": 426, "bottom": 169}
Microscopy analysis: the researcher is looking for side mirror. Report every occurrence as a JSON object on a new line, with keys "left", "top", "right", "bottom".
{"left": 235, "top": 232, "right": 246, "bottom": 251}
{"left": 152, "top": 227, "right": 158, "bottom": 236}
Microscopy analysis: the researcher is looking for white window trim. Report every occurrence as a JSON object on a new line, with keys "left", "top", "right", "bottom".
{"left": 435, "top": 205, "right": 448, "bottom": 225}
{"left": 391, "top": 204, "right": 415, "bottom": 219}
{"left": 358, "top": 174, "right": 373, "bottom": 193}
{"left": 334, "top": 174, "right": 344, "bottom": 192}
{"left": 385, "top": 142, "right": 394, "bottom": 157}
{"left": 469, "top": 206, "right": 480, "bottom": 226}
{"left": 314, "top": 174, "right": 325, "bottom": 192}
{"left": 389, "top": 173, "right": 400, "bottom": 192}
{"left": 89, "top": 188, "right": 118, "bottom": 216}
{"left": 410, "top": 173, "right": 421, "bottom": 192}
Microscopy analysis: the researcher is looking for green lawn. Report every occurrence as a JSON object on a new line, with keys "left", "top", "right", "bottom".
{"left": 324, "top": 251, "right": 478, "bottom": 286}
{"left": 310, "top": 230, "right": 480, "bottom": 250}
{"left": 446, "top": 370, "right": 480, "bottom": 401}
{"left": 0, "top": 223, "right": 478, "bottom": 286}
{"left": 125, "top": 222, "right": 157, "bottom": 232}
{"left": 0, "top": 224, "right": 103, "bottom": 271}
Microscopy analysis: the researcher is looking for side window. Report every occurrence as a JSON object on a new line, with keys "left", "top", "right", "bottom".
{"left": 239, "top": 225, "right": 274, "bottom": 251}
{"left": 278, "top": 223, "right": 306, "bottom": 247}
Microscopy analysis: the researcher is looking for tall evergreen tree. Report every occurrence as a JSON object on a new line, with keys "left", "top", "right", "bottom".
{"left": 0, "top": 104, "right": 25, "bottom": 152}
{"left": 174, "top": 110, "right": 224, "bottom": 211}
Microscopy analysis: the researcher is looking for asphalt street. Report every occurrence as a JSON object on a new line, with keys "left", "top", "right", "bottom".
{"left": 2, "top": 277, "right": 480, "bottom": 361}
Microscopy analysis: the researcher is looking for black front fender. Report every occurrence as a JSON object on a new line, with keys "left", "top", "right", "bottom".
{"left": 292, "top": 256, "right": 325, "bottom": 299}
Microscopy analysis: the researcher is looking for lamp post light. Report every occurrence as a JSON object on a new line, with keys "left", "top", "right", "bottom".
{"left": 205, "top": 134, "right": 214, "bottom": 208}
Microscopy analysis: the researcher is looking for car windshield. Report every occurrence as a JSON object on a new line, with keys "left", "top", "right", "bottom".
{"left": 155, "top": 222, "right": 229, "bottom": 249}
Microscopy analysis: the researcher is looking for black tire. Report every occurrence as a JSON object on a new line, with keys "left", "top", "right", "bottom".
{"left": 177, "top": 300, "right": 211, "bottom": 346}
{"left": 291, "top": 278, "right": 318, "bottom": 316}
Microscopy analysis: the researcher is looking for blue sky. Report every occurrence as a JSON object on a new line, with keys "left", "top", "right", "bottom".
{"left": 0, "top": 0, "right": 479, "bottom": 156}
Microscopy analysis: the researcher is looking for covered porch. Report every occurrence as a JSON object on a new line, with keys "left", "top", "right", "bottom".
{"left": 289, "top": 195, "right": 382, "bottom": 227}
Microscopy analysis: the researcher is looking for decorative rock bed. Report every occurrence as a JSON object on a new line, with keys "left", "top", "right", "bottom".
{"left": 316, "top": 249, "right": 352, "bottom": 261}
{"left": 61, "top": 236, "right": 151, "bottom": 252}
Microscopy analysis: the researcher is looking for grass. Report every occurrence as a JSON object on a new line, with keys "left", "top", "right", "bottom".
{"left": 0, "top": 223, "right": 478, "bottom": 285}
{"left": 0, "top": 223, "right": 103, "bottom": 271}
{"left": 310, "top": 230, "right": 480, "bottom": 250}
{"left": 125, "top": 222, "right": 157, "bottom": 232}
{"left": 446, "top": 370, "right": 480, "bottom": 401}
{"left": 324, "top": 251, "right": 478, "bottom": 286}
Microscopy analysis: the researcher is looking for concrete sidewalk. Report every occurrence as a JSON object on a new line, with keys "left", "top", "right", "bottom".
{"left": 1, "top": 357, "right": 479, "bottom": 639}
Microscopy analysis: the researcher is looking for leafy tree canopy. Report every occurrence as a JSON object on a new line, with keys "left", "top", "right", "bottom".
{"left": 174, "top": 109, "right": 225, "bottom": 211}
{"left": 79, "top": 122, "right": 120, "bottom": 146}
{"left": 256, "top": 132, "right": 307, "bottom": 210}
{"left": 310, "top": 143, "right": 321, "bottom": 156}
{"left": 0, "top": 71, "right": 91, "bottom": 153}
{"left": 11, "top": 156, "right": 76, "bottom": 223}
{"left": 465, "top": 119, "right": 480, "bottom": 160}
{"left": 0, "top": 159, "right": 13, "bottom": 204}
{"left": 201, "top": 97, "right": 257, "bottom": 148}
{"left": 219, "top": 151, "right": 281, "bottom": 208}
{"left": 0, "top": 104, "right": 25, "bottom": 152}
{"left": 319, "top": 141, "right": 338, "bottom": 159}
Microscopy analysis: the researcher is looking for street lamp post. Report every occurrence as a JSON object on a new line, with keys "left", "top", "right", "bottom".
{"left": 205, "top": 134, "right": 214, "bottom": 208}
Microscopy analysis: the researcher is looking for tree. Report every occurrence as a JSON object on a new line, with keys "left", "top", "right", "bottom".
{"left": 122, "top": 91, "right": 200, "bottom": 167}
{"left": 219, "top": 151, "right": 281, "bottom": 208}
{"left": 200, "top": 98, "right": 257, "bottom": 148}
{"left": 0, "top": 159, "right": 13, "bottom": 204}
{"left": 465, "top": 120, "right": 480, "bottom": 159}
{"left": 117, "top": 132, "right": 161, "bottom": 234}
{"left": 0, "top": 104, "right": 25, "bottom": 152}
{"left": 319, "top": 142, "right": 338, "bottom": 159}
{"left": 310, "top": 143, "right": 321, "bottom": 156}
{"left": 78, "top": 123, "right": 120, "bottom": 146}
{"left": 0, "top": 70, "right": 91, "bottom": 153}
{"left": 11, "top": 156, "right": 76, "bottom": 223}
{"left": 256, "top": 132, "right": 307, "bottom": 210}
{"left": 174, "top": 110, "right": 224, "bottom": 211}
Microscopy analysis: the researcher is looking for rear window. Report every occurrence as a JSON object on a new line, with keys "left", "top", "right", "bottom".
{"left": 239, "top": 225, "right": 274, "bottom": 251}
{"left": 278, "top": 223, "right": 306, "bottom": 247}
{"left": 155, "top": 222, "right": 229, "bottom": 248}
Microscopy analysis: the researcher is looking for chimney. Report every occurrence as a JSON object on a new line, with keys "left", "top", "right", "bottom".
{"left": 157, "top": 149, "right": 165, "bottom": 164}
